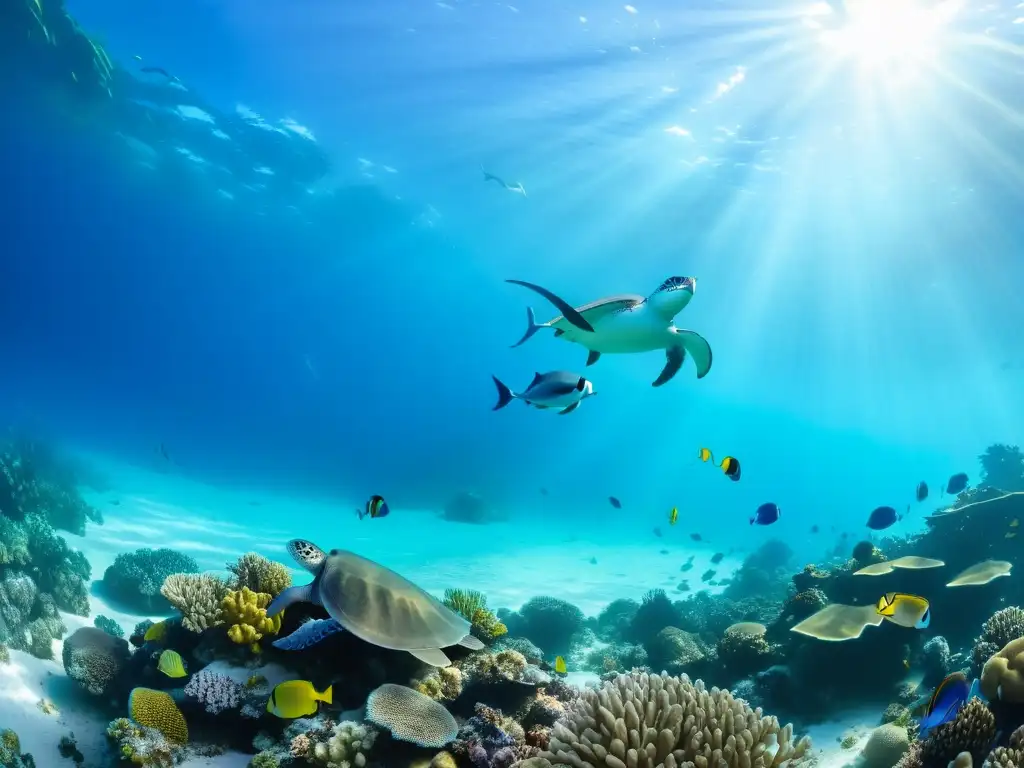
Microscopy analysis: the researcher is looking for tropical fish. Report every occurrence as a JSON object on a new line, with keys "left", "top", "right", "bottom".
{"left": 669, "top": 507, "right": 679, "bottom": 525}
{"left": 267, "top": 680, "right": 333, "bottom": 719}
{"left": 876, "top": 592, "right": 931, "bottom": 629}
{"left": 697, "top": 448, "right": 741, "bottom": 481}
{"left": 919, "top": 673, "right": 973, "bottom": 738}
{"left": 609, "top": 496, "right": 622, "bottom": 509}
{"left": 810, "top": 525, "right": 819, "bottom": 534}
{"left": 690, "top": 533, "right": 702, "bottom": 541}
{"left": 358, "top": 495, "right": 389, "bottom": 521}
{"left": 946, "top": 473, "right": 969, "bottom": 495}
{"left": 143, "top": 620, "right": 167, "bottom": 643}
{"left": 1011, "top": 519, "right": 1020, "bottom": 529}
{"left": 156, "top": 649, "right": 187, "bottom": 678}
{"left": 554, "top": 656, "right": 567, "bottom": 675}
{"left": 710, "top": 552, "right": 724, "bottom": 564}
{"left": 492, "top": 371, "right": 597, "bottom": 415}
{"left": 653, "top": 527, "right": 663, "bottom": 537}
{"left": 916, "top": 482, "right": 929, "bottom": 502}
{"left": 750, "top": 503, "right": 781, "bottom": 526}
{"left": 866, "top": 506, "right": 900, "bottom": 531}
{"left": 680, "top": 562, "right": 693, "bottom": 572}
{"left": 701, "top": 569, "right": 716, "bottom": 582}
{"left": 540, "top": 488, "right": 549, "bottom": 496}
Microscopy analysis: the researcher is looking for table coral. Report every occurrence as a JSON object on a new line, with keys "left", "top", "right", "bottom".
{"left": 222, "top": 586, "right": 282, "bottom": 650}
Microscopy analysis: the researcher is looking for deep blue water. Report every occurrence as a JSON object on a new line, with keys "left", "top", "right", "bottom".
{"left": 2, "top": 0, "right": 1023, "bottom": 556}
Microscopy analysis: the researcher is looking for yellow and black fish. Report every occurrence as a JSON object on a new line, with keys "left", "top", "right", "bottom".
{"left": 554, "top": 656, "right": 567, "bottom": 675}
{"left": 267, "top": 680, "right": 333, "bottom": 719}
{"left": 876, "top": 592, "right": 931, "bottom": 629}
{"left": 669, "top": 507, "right": 679, "bottom": 525}
{"left": 697, "top": 448, "right": 741, "bottom": 482}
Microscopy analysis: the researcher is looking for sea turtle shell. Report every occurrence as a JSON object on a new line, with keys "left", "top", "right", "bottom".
{"left": 547, "top": 293, "right": 646, "bottom": 331}
{"left": 316, "top": 549, "right": 472, "bottom": 651}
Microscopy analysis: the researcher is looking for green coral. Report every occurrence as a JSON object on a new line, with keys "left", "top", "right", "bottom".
{"left": 0, "top": 728, "right": 33, "bottom": 768}
{"left": 94, "top": 615, "right": 124, "bottom": 638}
{"left": 442, "top": 588, "right": 507, "bottom": 642}
{"left": 249, "top": 753, "right": 280, "bottom": 768}
{"left": 106, "top": 718, "right": 177, "bottom": 767}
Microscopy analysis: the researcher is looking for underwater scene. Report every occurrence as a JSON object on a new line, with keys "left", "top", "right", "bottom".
{"left": 2, "top": 0, "right": 1024, "bottom": 766}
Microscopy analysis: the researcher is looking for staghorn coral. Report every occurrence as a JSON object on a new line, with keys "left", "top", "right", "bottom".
{"left": 128, "top": 688, "right": 189, "bottom": 745}
{"left": 184, "top": 668, "right": 243, "bottom": 715}
{"left": 541, "top": 670, "right": 813, "bottom": 768}
{"left": 227, "top": 552, "right": 292, "bottom": 598}
{"left": 160, "top": 573, "right": 228, "bottom": 633}
{"left": 981, "top": 638, "right": 1024, "bottom": 703}
{"left": 973, "top": 607, "right": 1024, "bottom": 676}
{"left": 62, "top": 626, "right": 130, "bottom": 696}
{"left": 222, "top": 586, "right": 282, "bottom": 650}
{"left": 102, "top": 548, "right": 199, "bottom": 613}
{"left": 365, "top": 683, "right": 458, "bottom": 748}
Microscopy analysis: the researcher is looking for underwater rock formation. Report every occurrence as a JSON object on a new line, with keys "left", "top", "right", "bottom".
{"left": 723, "top": 539, "right": 794, "bottom": 603}
{"left": 102, "top": 547, "right": 199, "bottom": 612}
{"left": 541, "top": 671, "right": 812, "bottom": 768}
{"left": 63, "top": 626, "right": 131, "bottom": 696}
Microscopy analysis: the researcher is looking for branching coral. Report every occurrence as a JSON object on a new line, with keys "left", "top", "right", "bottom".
{"left": 221, "top": 586, "right": 282, "bottom": 650}
{"left": 541, "top": 671, "right": 813, "bottom": 768}
{"left": 184, "top": 668, "right": 243, "bottom": 715}
{"left": 160, "top": 573, "right": 228, "bottom": 633}
{"left": 444, "top": 589, "right": 508, "bottom": 642}
{"left": 102, "top": 548, "right": 199, "bottom": 613}
{"left": 227, "top": 552, "right": 292, "bottom": 598}
{"left": 107, "top": 717, "right": 179, "bottom": 768}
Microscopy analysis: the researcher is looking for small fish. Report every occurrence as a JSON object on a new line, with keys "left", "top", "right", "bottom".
{"left": 653, "top": 527, "right": 663, "bottom": 538}
{"left": 689, "top": 533, "right": 702, "bottom": 541}
{"left": 156, "top": 649, "right": 187, "bottom": 678}
{"left": 1011, "top": 519, "right": 1020, "bottom": 528}
{"left": 483, "top": 169, "right": 527, "bottom": 197}
{"left": 750, "top": 503, "right": 781, "bottom": 526}
{"left": 946, "top": 472, "right": 969, "bottom": 495}
{"left": 669, "top": 507, "right": 679, "bottom": 525}
{"left": 810, "top": 525, "right": 819, "bottom": 534}
{"left": 267, "top": 680, "right": 333, "bottom": 719}
{"left": 358, "top": 495, "right": 389, "bottom": 520}
{"left": 589, "top": 556, "right": 598, "bottom": 565}
{"left": 701, "top": 569, "right": 716, "bottom": 582}
{"left": 609, "top": 496, "right": 622, "bottom": 509}
{"left": 876, "top": 592, "right": 931, "bottom": 629}
{"left": 866, "top": 506, "right": 900, "bottom": 531}
{"left": 110, "top": 499, "right": 120, "bottom": 506}
{"left": 697, "top": 448, "right": 741, "bottom": 482}
{"left": 1007, "top": 532, "right": 1017, "bottom": 539}
{"left": 540, "top": 488, "right": 549, "bottom": 496}
{"left": 659, "top": 549, "right": 669, "bottom": 555}
{"left": 140, "top": 65, "right": 179, "bottom": 81}
{"left": 710, "top": 552, "right": 724, "bottom": 564}
{"left": 143, "top": 621, "right": 167, "bottom": 643}
{"left": 919, "top": 673, "right": 973, "bottom": 738}
{"left": 686, "top": 554, "right": 695, "bottom": 562}
{"left": 680, "top": 562, "right": 693, "bottom": 572}
{"left": 676, "top": 581, "right": 691, "bottom": 592}
{"left": 916, "top": 481, "right": 929, "bottom": 502}
{"left": 554, "top": 656, "right": 567, "bottom": 674}
{"left": 492, "top": 371, "right": 597, "bottom": 415}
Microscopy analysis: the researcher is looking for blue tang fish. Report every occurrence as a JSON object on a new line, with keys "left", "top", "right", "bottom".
{"left": 946, "top": 472, "right": 969, "bottom": 495}
{"left": 866, "top": 506, "right": 900, "bottom": 530}
{"left": 919, "top": 672, "right": 978, "bottom": 738}
{"left": 750, "top": 503, "right": 780, "bottom": 526}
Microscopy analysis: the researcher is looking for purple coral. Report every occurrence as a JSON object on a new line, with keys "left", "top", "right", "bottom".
{"left": 458, "top": 704, "right": 518, "bottom": 768}
{"left": 183, "top": 668, "right": 242, "bottom": 714}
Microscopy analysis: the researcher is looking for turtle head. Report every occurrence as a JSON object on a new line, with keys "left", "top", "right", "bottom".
{"left": 649, "top": 276, "right": 695, "bottom": 320}
{"left": 287, "top": 539, "right": 327, "bottom": 573}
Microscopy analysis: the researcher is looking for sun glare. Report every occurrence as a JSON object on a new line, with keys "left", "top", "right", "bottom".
{"left": 806, "top": 0, "right": 962, "bottom": 70}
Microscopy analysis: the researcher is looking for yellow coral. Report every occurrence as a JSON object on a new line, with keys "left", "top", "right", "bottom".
{"left": 128, "top": 687, "right": 188, "bottom": 745}
{"left": 221, "top": 587, "right": 281, "bottom": 647}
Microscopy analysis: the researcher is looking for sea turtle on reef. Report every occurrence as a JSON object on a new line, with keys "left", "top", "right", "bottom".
{"left": 509, "top": 275, "right": 712, "bottom": 386}
{"left": 267, "top": 539, "right": 484, "bottom": 666}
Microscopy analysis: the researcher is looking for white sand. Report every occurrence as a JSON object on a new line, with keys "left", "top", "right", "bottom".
{"left": 0, "top": 452, "right": 881, "bottom": 766}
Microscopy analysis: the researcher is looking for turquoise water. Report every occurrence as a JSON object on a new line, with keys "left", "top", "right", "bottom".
{"left": 2, "top": 0, "right": 1024, "bottom": 766}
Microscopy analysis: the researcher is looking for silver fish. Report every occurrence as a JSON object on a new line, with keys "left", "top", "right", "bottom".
{"left": 491, "top": 371, "right": 597, "bottom": 415}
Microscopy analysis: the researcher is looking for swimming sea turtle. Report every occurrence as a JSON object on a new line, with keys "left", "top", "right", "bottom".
{"left": 267, "top": 539, "right": 484, "bottom": 666}
{"left": 510, "top": 275, "right": 712, "bottom": 386}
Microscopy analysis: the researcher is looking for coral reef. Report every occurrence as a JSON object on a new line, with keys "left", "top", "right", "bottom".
{"left": 184, "top": 668, "right": 244, "bottom": 715}
{"left": 541, "top": 671, "right": 812, "bottom": 768}
{"left": 128, "top": 688, "right": 190, "bottom": 745}
{"left": 897, "top": 699, "right": 995, "bottom": 768}
{"left": 62, "top": 626, "right": 131, "bottom": 696}
{"left": 160, "top": 573, "right": 229, "bottom": 633}
{"left": 102, "top": 548, "right": 199, "bottom": 612}
{"left": 222, "top": 586, "right": 282, "bottom": 649}
{"left": 973, "top": 607, "right": 1024, "bottom": 676}
{"left": 228, "top": 552, "right": 292, "bottom": 598}
{"left": 859, "top": 724, "right": 911, "bottom": 768}
{"left": 94, "top": 614, "right": 125, "bottom": 638}
{"left": 106, "top": 717, "right": 180, "bottom": 767}
{"left": 365, "top": 683, "right": 459, "bottom": 748}
{"left": 0, "top": 729, "right": 34, "bottom": 768}
{"left": 508, "top": 597, "right": 585, "bottom": 656}
{"left": 981, "top": 638, "right": 1024, "bottom": 703}
{"left": 444, "top": 589, "right": 508, "bottom": 643}
{"left": 980, "top": 444, "right": 1024, "bottom": 493}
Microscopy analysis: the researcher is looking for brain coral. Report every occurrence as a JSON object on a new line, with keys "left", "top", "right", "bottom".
{"left": 62, "top": 626, "right": 130, "bottom": 696}
{"left": 129, "top": 687, "right": 189, "bottom": 745}
{"left": 365, "top": 683, "right": 458, "bottom": 749}
{"left": 541, "top": 671, "right": 813, "bottom": 768}
{"left": 981, "top": 638, "right": 1024, "bottom": 704}
{"left": 973, "top": 607, "right": 1024, "bottom": 676}
{"left": 859, "top": 724, "right": 910, "bottom": 768}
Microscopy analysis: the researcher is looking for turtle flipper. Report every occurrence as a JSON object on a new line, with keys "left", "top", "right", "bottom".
{"left": 267, "top": 583, "right": 315, "bottom": 618}
{"left": 409, "top": 647, "right": 453, "bottom": 667}
{"left": 653, "top": 346, "right": 685, "bottom": 387}
{"left": 288, "top": 539, "right": 327, "bottom": 572}
{"left": 272, "top": 618, "right": 345, "bottom": 651}
{"left": 459, "top": 634, "right": 485, "bottom": 650}
{"left": 506, "top": 279, "right": 594, "bottom": 334}
{"left": 676, "top": 329, "right": 713, "bottom": 379}
{"left": 586, "top": 350, "right": 601, "bottom": 366}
